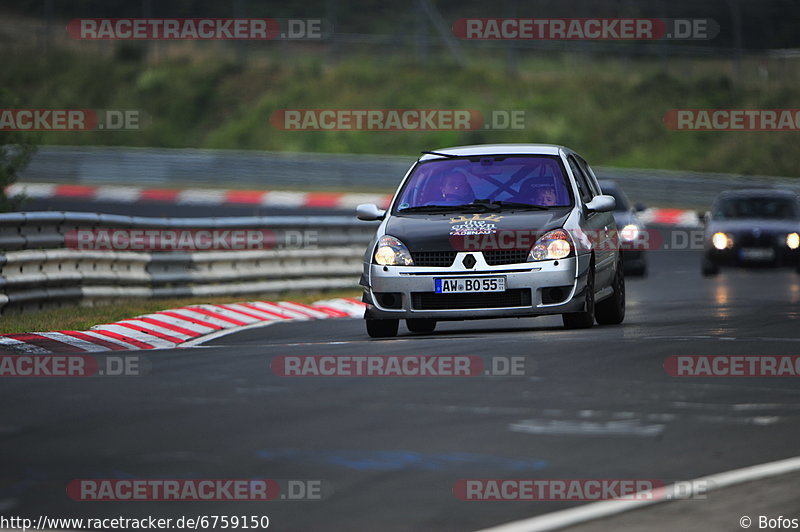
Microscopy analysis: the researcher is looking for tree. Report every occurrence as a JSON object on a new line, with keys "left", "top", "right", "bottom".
{"left": 0, "top": 90, "right": 38, "bottom": 212}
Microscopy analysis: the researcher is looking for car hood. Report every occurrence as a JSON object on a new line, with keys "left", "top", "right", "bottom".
{"left": 384, "top": 209, "right": 572, "bottom": 252}
{"left": 707, "top": 218, "right": 800, "bottom": 235}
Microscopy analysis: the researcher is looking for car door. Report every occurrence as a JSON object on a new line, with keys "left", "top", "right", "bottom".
{"left": 567, "top": 155, "right": 616, "bottom": 289}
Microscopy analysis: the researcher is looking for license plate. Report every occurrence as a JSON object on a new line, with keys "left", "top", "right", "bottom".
{"left": 740, "top": 248, "right": 775, "bottom": 261}
{"left": 434, "top": 277, "right": 506, "bottom": 293}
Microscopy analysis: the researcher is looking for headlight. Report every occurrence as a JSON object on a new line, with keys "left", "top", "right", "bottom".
{"left": 373, "top": 235, "right": 414, "bottom": 266}
{"left": 529, "top": 229, "right": 572, "bottom": 261}
{"left": 712, "top": 232, "right": 733, "bottom": 250}
{"left": 620, "top": 224, "right": 640, "bottom": 242}
{"left": 787, "top": 232, "right": 800, "bottom": 250}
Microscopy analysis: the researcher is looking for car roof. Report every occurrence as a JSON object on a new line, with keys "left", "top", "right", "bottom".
{"left": 418, "top": 144, "right": 568, "bottom": 161}
{"left": 716, "top": 188, "right": 798, "bottom": 200}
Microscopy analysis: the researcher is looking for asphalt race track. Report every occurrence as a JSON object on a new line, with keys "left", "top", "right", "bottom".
{"left": 2, "top": 239, "right": 800, "bottom": 531}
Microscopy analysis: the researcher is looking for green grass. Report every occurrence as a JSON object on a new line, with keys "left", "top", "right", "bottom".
{"left": 0, "top": 289, "right": 362, "bottom": 334}
{"left": 4, "top": 48, "right": 800, "bottom": 176}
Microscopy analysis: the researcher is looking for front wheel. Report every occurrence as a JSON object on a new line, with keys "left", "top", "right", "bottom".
{"left": 702, "top": 258, "right": 719, "bottom": 276}
{"left": 366, "top": 319, "right": 399, "bottom": 338}
{"left": 595, "top": 261, "right": 625, "bottom": 325}
{"left": 562, "top": 266, "right": 595, "bottom": 329}
{"left": 406, "top": 319, "right": 436, "bottom": 334}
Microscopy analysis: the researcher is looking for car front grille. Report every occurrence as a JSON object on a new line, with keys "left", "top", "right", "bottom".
{"left": 411, "top": 251, "right": 458, "bottom": 267}
{"left": 483, "top": 250, "right": 530, "bottom": 265}
{"left": 410, "top": 250, "right": 530, "bottom": 267}
{"left": 737, "top": 232, "right": 778, "bottom": 247}
{"left": 411, "top": 289, "right": 532, "bottom": 310}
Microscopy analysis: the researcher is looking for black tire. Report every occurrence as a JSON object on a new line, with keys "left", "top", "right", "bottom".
{"left": 562, "top": 265, "right": 595, "bottom": 329}
{"left": 366, "top": 319, "right": 399, "bottom": 338}
{"left": 596, "top": 261, "right": 625, "bottom": 325}
{"left": 626, "top": 263, "right": 647, "bottom": 277}
{"left": 406, "top": 319, "right": 436, "bottom": 334}
{"left": 702, "top": 258, "right": 719, "bottom": 276}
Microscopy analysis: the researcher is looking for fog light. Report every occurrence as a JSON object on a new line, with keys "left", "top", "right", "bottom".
{"left": 787, "top": 232, "right": 800, "bottom": 250}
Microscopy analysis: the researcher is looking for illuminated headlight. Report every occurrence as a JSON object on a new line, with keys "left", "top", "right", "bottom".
{"left": 374, "top": 235, "right": 414, "bottom": 266}
{"left": 712, "top": 232, "right": 733, "bottom": 250}
{"left": 620, "top": 224, "right": 640, "bottom": 242}
{"left": 787, "top": 232, "right": 800, "bottom": 250}
{"left": 529, "top": 229, "right": 572, "bottom": 261}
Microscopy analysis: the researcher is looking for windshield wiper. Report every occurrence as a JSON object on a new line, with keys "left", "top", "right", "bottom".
{"left": 398, "top": 203, "right": 498, "bottom": 213}
{"left": 420, "top": 150, "right": 460, "bottom": 159}
{"left": 488, "top": 201, "right": 551, "bottom": 210}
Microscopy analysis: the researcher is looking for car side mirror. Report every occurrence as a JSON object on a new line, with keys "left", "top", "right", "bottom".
{"left": 635, "top": 202, "right": 646, "bottom": 212}
{"left": 356, "top": 203, "right": 386, "bottom": 221}
{"left": 585, "top": 195, "right": 615, "bottom": 213}
{"left": 697, "top": 210, "right": 710, "bottom": 224}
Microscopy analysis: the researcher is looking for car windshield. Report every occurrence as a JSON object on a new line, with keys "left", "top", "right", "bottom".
{"left": 713, "top": 196, "right": 799, "bottom": 220}
{"left": 393, "top": 156, "right": 572, "bottom": 213}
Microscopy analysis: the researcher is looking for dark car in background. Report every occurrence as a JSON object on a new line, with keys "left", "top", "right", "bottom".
{"left": 599, "top": 180, "right": 648, "bottom": 276}
{"left": 702, "top": 189, "right": 800, "bottom": 276}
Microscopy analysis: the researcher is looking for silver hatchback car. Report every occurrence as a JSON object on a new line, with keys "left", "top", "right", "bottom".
{"left": 356, "top": 144, "right": 625, "bottom": 338}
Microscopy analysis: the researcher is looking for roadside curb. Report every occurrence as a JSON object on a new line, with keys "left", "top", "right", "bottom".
{"left": 7, "top": 182, "right": 392, "bottom": 211}
{"left": 0, "top": 297, "right": 365, "bottom": 355}
{"left": 639, "top": 207, "right": 701, "bottom": 227}
{"left": 8, "top": 182, "right": 701, "bottom": 225}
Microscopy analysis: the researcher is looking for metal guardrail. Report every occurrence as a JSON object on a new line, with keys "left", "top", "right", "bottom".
{"left": 0, "top": 211, "right": 377, "bottom": 251}
{"left": 0, "top": 212, "right": 375, "bottom": 314}
{"left": 18, "top": 146, "right": 800, "bottom": 209}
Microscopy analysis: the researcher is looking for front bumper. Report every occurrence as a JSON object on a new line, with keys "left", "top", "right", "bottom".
{"left": 362, "top": 252, "right": 591, "bottom": 320}
{"left": 621, "top": 248, "right": 646, "bottom": 271}
{"left": 705, "top": 246, "right": 800, "bottom": 267}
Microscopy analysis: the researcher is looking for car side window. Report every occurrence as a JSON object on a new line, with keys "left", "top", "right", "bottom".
{"left": 567, "top": 156, "right": 593, "bottom": 204}
{"left": 576, "top": 156, "right": 602, "bottom": 197}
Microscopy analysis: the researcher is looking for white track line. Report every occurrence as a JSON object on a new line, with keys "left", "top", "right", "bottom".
{"left": 475, "top": 455, "right": 800, "bottom": 532}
